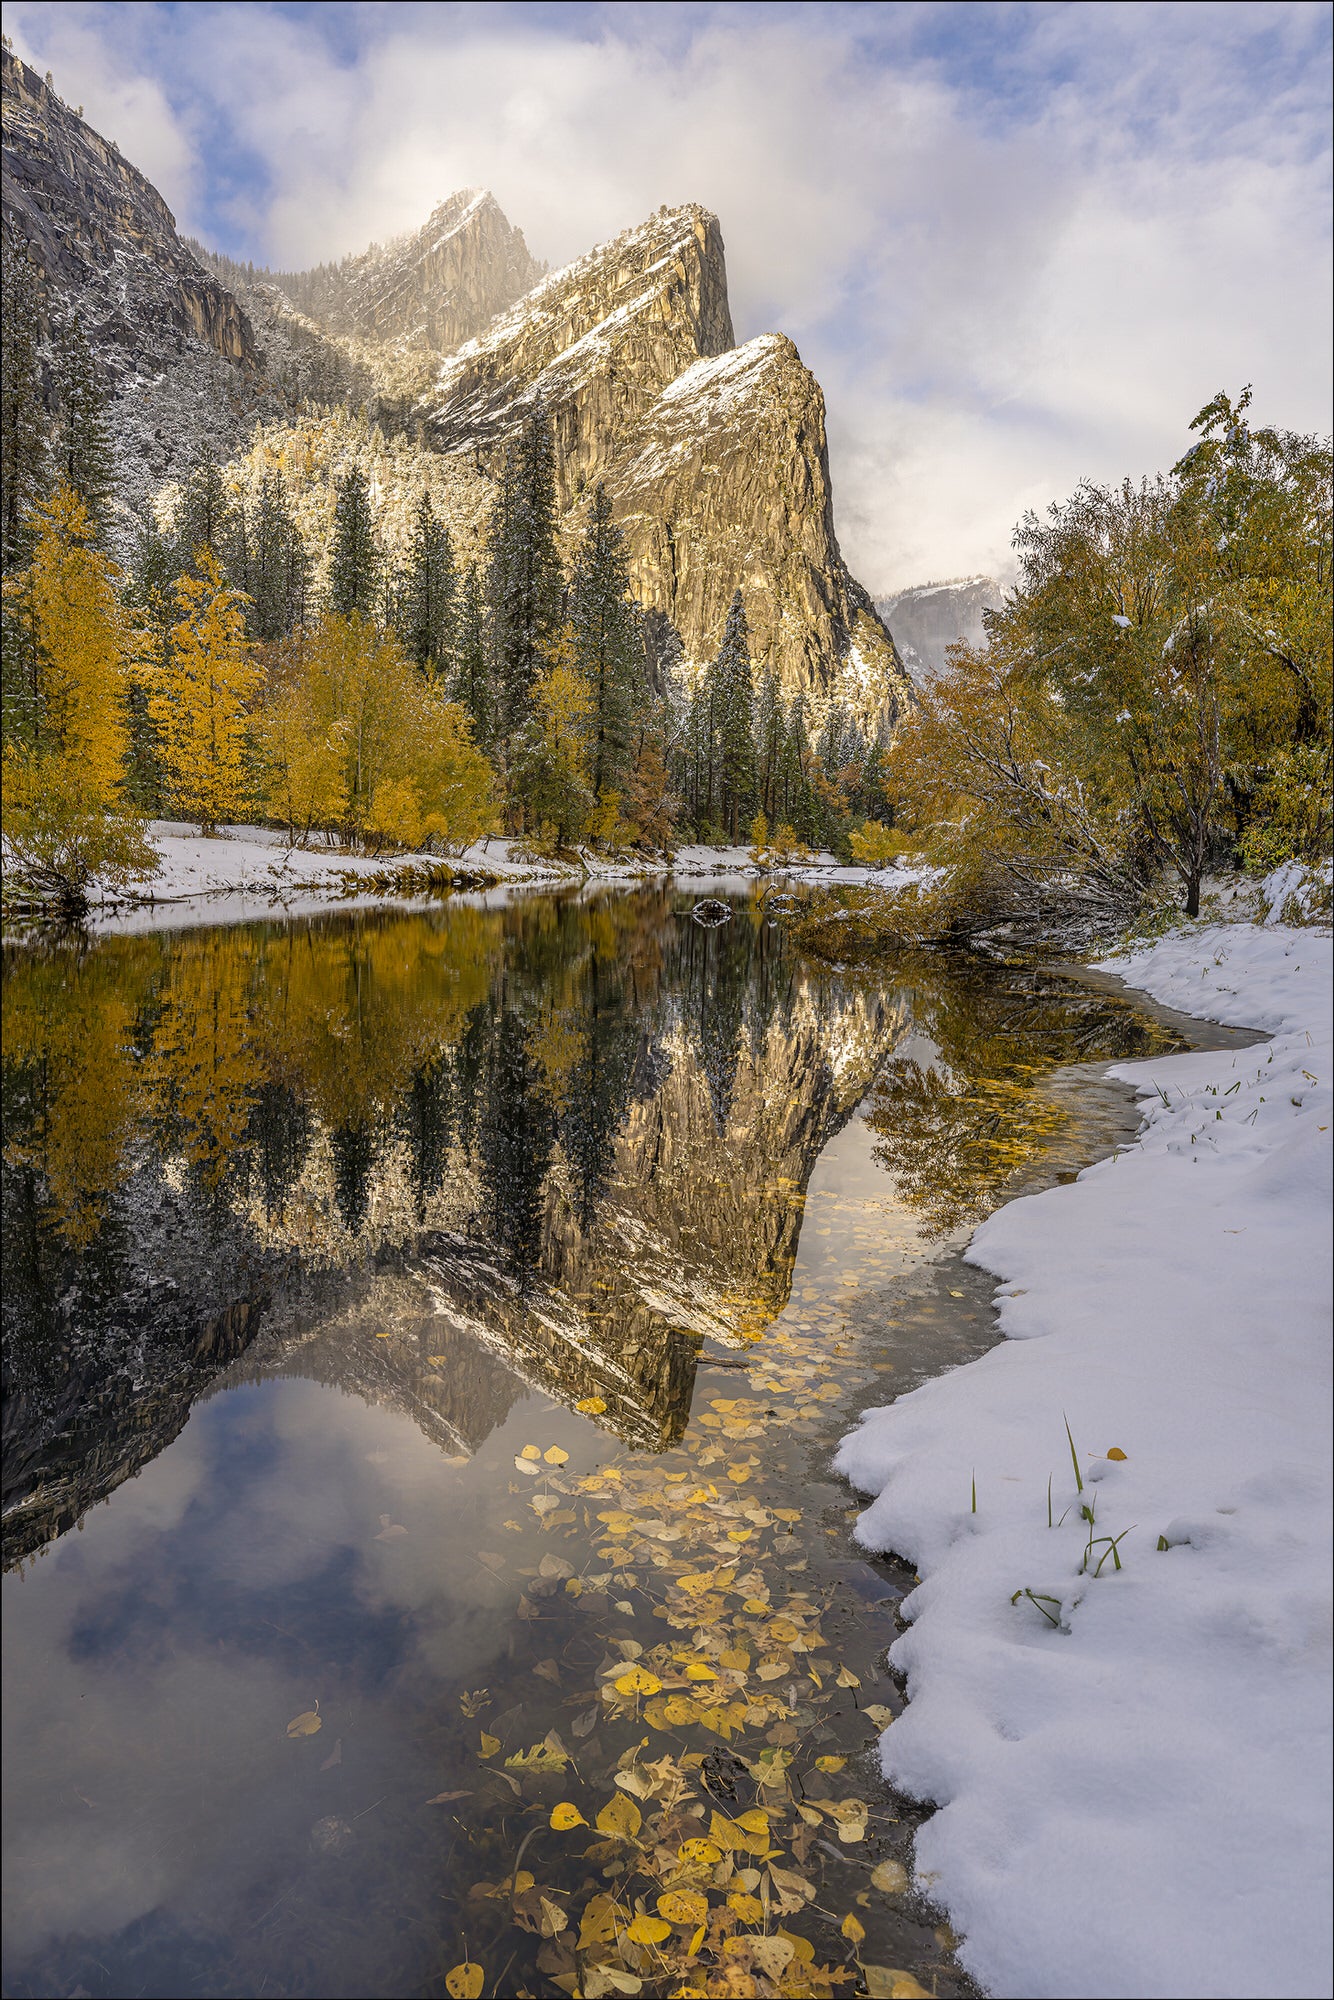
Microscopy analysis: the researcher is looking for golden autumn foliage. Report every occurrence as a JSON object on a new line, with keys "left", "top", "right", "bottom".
{"left": 1, "top": 484, "right": 157, "bottom": 908}
{"left": 259, "top": 613, "right": 495, "bottom": 851}
{"left": 889, "top": 396, "right": 1331, "bottom": 927}
{"left": 148, "top": 550, "right": 261, "bottom": 833}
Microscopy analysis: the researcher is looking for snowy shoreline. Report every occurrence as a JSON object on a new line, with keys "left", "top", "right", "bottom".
{"left": 3, "top": 824, "right": 918, "bottom": 935}
{"left": 836, "top": 919, "right": 1333, "bottom": 2000}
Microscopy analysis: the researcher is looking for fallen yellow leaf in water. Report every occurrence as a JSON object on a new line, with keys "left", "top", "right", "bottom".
{"left": 751, "top": 1936, "right": 797, "bottom": 1978}
{"left": 871, "top": 1859, "right": 910, "bottom": 1894}
{"left": 550, "top": 1802, "right": 587, "bottom": 1830}
{"left": 519, "top": 1444, "right": 541, "bottom": 1459}
{"left": 286, "top": 1710, "right": 321, "bottom": 1737}
{"left": 842, "top": 1913, "right": 866, "bottom": 1946}
{"left": 863, "top": 1975, "right": 933, "bottom": 2000}
{"left": 614, "top": 1665, "right": 662, "bottom": 1697}
{"left": 444, "top": 1964, "right": 484, "bottom": 1999}
{"left": 625, "top": 1915, "right": 671, "bottom": 1945}
{"left": 544, "top": 1446, "right": 569, "bottom": 1465}
{"left": 727, "top": 1890, "right": 764, "bottom": 1923}
{"left": 596, "top": 1794, "right": 642, "bottom": 1839}
{"left": 478, "top": 1732, "right": 500, "bottom": 1758}
{"left": 684, "top": 1664, "right": 718, "bottom": 1681}
{"left": 815, "top": 1755, "right": 847, "bottom": 1772}
{"left": 657, "top": 1889, "right": 708, "bottom": 1925}
{"left": 678, "top": 1837, "right": 722, "bottom": 1865}
{"left": 575, "top": 1396, "right": 607, "bottom": 1414}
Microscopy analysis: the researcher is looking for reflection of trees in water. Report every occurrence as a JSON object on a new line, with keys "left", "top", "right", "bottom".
{"left": 865, "top": 959, "right": 1181, "bottom": 1236}
{"left": 477, "top": 1000, "right": 556, "bottom": 1270}
{"left": 5, "top": 899, "right": 1175, "bottom": 1569}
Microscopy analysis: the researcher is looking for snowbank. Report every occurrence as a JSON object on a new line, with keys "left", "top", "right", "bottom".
{"left": 70, "top": 830, "right": 940, "bottom": 932}
{"left": 836, "top": 920, "right": 1333, "bottom": 1999}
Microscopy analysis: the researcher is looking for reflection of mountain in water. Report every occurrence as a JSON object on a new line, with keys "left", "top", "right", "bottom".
{"left": 1, "top": 895, "right": 907, "bottom": 1563}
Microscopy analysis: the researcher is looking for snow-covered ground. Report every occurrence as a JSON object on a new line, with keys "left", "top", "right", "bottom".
{"left": 836, "top": 917, "right": 1333, "bottom": 1999}
{"left": 67, "top": 827, "right": 931, "bottom": 932}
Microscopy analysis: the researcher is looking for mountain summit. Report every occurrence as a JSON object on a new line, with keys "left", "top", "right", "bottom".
{"left": 1, "top": 54, "right": 907, "bottom": 725}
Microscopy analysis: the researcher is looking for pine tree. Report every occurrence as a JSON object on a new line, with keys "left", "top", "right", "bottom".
{"left": 570, "top": 482, "right": 641, "bottom": 806}
{"left": 328, "top": 465, "right": 381, "bottom": 618}
{"left": 245, "top": 470, "right": 308, "bottom": 641}
{"left": 706, "top": 591, "right": 756, "bottom": 840}
{"left": 754, "top": 663, "right": 784, "bottom": 822}
{"left": 174, "top": 452, "right": 237, "bottom": 576}
{"left": 149, "top": 550, "right": 261, "bottom": 833}
{"left": 50, "top": 314, "right": 113, "bottom": 536}
{"left": 487, "top": 397, "right": 561, "bottom": 744}
{"left": 1, "top": 244, "right": 51, "bottom": 572}
{"left": 449, "top": 561, "right": 492, "bottom": 748}
{"left": 401, "top": 489, "right": 457, "bottom": 674}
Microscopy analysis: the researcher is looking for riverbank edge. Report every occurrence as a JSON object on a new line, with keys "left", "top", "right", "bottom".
{"left": 2, "top": 825, "right": 920, "bottom": 934}
{"left": 833, "top": 917, "right": 1333, "bottom": 2000}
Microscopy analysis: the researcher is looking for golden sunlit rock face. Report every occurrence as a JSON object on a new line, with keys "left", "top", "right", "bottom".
{"left": 418, "top": 205, "right": 911, "bottom": 722}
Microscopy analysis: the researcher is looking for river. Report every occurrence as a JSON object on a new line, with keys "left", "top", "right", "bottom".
{"left": 1, "top": 887, "right": 1198, "bottom": 2000}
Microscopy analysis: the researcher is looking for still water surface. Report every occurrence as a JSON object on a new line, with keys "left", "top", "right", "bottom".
{"left": 2, "top": 890, "right": 1188, "bottom": 1999}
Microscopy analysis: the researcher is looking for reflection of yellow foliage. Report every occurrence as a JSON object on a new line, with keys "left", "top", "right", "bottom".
{"left": 1, "top": 942, "right": 155, "bottom": 1249}
{"left": 3, "top": 909, "right": 501, "bottom": 1245}
{"left": 151, "top": 930, "right": 265, "bottom": 1188}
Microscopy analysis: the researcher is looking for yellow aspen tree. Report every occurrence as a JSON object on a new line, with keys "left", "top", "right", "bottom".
{"left": 23, "top": 481, "right": 134, "bottom": 795}
{"left": 151, "top": 551, "right": 261, "bottom": 834}
{"left": 1, "top": 483, "right": 156, "bottom": 911}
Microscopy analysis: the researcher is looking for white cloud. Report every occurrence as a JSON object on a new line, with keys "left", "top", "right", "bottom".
{"left": 7, "top": 3, "right": 1330, "bottom": 590}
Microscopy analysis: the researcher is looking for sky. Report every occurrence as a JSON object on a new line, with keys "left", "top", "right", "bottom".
{"left": 8, "top": 1, "right": 1332, "bottom": 591}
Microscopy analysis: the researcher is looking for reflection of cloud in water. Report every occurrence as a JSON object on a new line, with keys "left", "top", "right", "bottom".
{"left": 1, "top": 1374, "right": 580, "bottom": 1960}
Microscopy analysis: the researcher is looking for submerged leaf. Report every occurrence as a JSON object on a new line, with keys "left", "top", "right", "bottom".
{"left": 657, "top": 1889, "right": 708, "bottom": 1925}
{"left": 286, "top": 1710, "right": 321, "bottom": 1738}
{"left": 595, "top": 1794, "right": 642, "bottom": 1839}
{"left": 444, "top": 1965, "right": 485, "bottom": 2000}
{"left": 550, "top": 1802, "right": 587, "bottom": 1830}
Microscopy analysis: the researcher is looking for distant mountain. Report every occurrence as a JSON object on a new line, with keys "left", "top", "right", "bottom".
{"left": 199, "top": 188, "right": 546, "bottom": 356}
{"left": 875, "top": 575, "right": 1003, "bottom": 680}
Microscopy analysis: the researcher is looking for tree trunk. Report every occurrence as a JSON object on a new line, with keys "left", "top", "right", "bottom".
{"left": 1185, "top": 872, "right": 1201, "bottom": 919}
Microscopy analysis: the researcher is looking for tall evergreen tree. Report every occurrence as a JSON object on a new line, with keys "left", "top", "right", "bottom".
{"left": 570, "top": 482, "right": 641, "bottom": 801}
{"left": 174, "top": 452, "right": 237, "bottom": 575}
{"left": 50, "top": 314, "right": 112, "bottom": 535}
{"left": 1, "top": 244, "right": 51, "bottom": 572}
{"left": 327, "top": 465, "right": 381, "bottom": 618}
{"left": 486, "top": 397, "right": 561, "bottom": 744}
{"left": 401, "top": 489, "right": 457, "bottom": 674}
{"left": 706, "top": 590, "right": 757, "bottom": 840}
{"left": 244, "top": 470, "right": 308, "bottom": 640}
{"left": 449, "top": 561, "right": 492, "bottom": 747}
{"left": 754, "top": 663, "right": 785, "bottom": 823}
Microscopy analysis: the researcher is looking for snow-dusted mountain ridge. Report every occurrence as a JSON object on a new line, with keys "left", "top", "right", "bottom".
{"left": 2, "top": 48, "right": 910, "bottom": 726}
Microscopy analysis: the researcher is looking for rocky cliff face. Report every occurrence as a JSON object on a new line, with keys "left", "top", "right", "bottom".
{"left": 1, "top": 46, "right": 255, "bottom": 375}
{"left": 875, "top": 575, "right": 1003, "bottom": 681}
{"left": 602, "top": 333, "right": 906, "bottom": 726}
{"left": 4, "top": 48, "right": 907, "bottom": 723}
{"left": 292, "top": 188, "right": 545, "bottom": 354}
{"left": 417, "top": 203, "right": 907, "bottom": 723}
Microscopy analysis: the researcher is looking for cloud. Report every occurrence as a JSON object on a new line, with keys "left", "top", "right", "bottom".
{"left": 7, "top": 2, "right": 1330, "bottom": 589}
